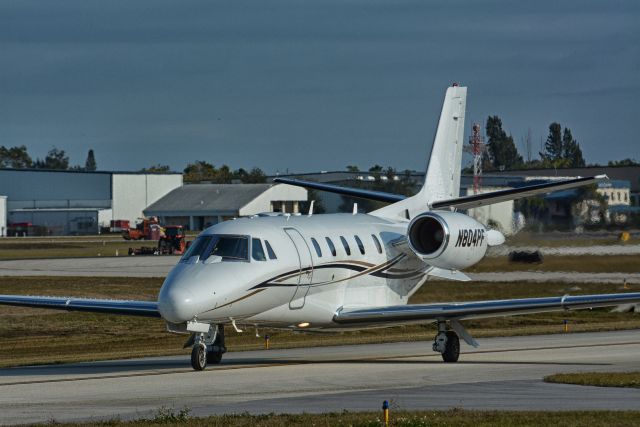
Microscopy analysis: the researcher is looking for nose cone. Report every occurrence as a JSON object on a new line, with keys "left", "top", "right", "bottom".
{"left": 158, "top": 285, "right": 199, "bottom": 323}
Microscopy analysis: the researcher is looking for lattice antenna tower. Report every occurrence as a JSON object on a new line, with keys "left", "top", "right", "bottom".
{"left": 465, "top": 123, "right": 486, "bottom": 194}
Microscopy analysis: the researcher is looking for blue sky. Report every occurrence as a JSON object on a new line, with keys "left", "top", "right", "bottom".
{"left": 1, "top": 0, "right": 638, "bottom": 173}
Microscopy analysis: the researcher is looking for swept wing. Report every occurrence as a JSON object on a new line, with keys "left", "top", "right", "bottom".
{"left": 334, "top": 292, "right": 640, "bottom": 325}
{"left": 0, "top": 295, "right": 160, "bottom": 317}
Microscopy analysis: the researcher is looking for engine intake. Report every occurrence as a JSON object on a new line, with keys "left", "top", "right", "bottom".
{"left": 408, "top": 214, "right": 448, "bottom": 258}
{"left": 407, "top": 211, "right": 488, "bottom": 270}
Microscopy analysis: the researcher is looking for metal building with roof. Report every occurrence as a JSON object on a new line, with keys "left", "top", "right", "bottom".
{"left": 143, "top": 183, "right": 307, "bottom": 230}
{"left": 0, "top": 168, "right": 183, "bottom": 235}
{"left": 0, "top": 195, "right": 6, "bottom": 237}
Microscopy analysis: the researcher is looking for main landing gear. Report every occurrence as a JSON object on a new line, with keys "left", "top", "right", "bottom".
{"left": 433, "top": 329, "right": 460, "bottom": 362}
{"left": 432, "top": 320, "right": 477, "bottom": 363}
{"left": 190, "top": 324, "right": 227, "bottom": 371}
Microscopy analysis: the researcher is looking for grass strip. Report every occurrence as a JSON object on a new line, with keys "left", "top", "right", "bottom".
{"left": 468, "top": 254, "right": 640, "bottom": 273}
{"left": 30, "top": 409, "right": 640, "bottom": 427}
{"left": 545, "top": 372, "right": 640, "bottom": 389}
{"left": 1, "top": 276, "right": 639, "bottom": 368}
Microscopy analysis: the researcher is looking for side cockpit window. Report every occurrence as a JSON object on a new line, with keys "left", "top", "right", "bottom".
{"left": 208, "top": 235, "right": 248, "bottom": 261}
{"left": 180, "top": 235, "right": 212, "bottom": 262}
{"left": 264, "top": 240, "right": 277, "bottom": 260}
{"left": 181, "top": 235, "right": 249, "bottom": 262}
{"left": 252, "top": 238, "right": 266, "bottom": 261}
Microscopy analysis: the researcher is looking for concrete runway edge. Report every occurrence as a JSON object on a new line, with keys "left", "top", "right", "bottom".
{"left": 0, "top": 330, "right": 639, "bottom": 425}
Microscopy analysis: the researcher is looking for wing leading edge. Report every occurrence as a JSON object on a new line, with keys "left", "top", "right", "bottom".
{"left": 0, "top": 295, "right": 160, "bottom": 318}
{"left": 431, "top": 175, "right": 607, "bottom": 210}
{"left": 334, "top": 292, "right": 640, "bottom": 325}
{"left": 273, "top": 177, "right": 404, "bottom": 203}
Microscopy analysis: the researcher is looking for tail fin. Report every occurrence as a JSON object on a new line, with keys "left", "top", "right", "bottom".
{"left": 419, "top": 85, "right": 466, "bottom": 204}
{"left": 372, "top": 85, "right": 467, "bottom": 219}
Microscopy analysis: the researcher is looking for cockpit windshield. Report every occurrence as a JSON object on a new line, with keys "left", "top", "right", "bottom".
{"left": 180, "top": 235, "right": 249, "bottom": 262}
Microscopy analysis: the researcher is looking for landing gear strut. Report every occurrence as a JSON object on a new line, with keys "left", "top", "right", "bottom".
{"left": 190, "top": 324, "right": 227, "bottom": 371}
{"left": 432, "top": 321, "right": 460, "bottom": 363}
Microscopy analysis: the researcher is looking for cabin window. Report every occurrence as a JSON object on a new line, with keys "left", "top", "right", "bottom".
{"left": 354, "top": 235, "right": 365, "bottom": 255}
{"left": 264, "top": 240, "right": 277, "bottom": 260}
{"left": 340, "top": 236, "right": 351, "bottom": 256}
{"left": 372, "top": 234, "right": 383, "bottom": 254}
{"left": 252, "top": 238, "right": 266, "bottom": 261}
{"left": 311, "top": 238, "right": 322, "bottom": 257}
{"left": 325, "top": 237, "right": 337, "bottom": 256}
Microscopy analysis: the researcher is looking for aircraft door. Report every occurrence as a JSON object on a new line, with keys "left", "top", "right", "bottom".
{"left": 283, "top": 227, "right": 313, "bottom": 310}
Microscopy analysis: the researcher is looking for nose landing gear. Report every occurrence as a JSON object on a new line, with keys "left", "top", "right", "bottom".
{"left": 190, "top": 324, "right": 227, "bottom": 371}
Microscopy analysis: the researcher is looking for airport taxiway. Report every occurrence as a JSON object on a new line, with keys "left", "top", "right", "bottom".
{"left": 1, "top": 257, "right": 639, "bottom": 283}
{"left": 1, "top": 330, "right": 639, "bottom": 425}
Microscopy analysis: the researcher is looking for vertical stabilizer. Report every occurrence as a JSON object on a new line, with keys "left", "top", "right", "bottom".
{"left": 371, "top": 85, "right": 467, "bottom": 220}
{"left": 420, "top": 85, "right": 466, "bottom": 204}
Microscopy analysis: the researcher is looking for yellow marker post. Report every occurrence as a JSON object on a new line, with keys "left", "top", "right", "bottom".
{"left": 563, "top": 319, "right": 569, "bottom": 333}
{"left": 265, "top": 334, "right": 270, "bottom": 350}
{"left": 382, "top": 400, "right": 389, "bottom": 426}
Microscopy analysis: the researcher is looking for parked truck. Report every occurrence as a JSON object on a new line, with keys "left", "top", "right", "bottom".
{"left": 122, "top": 217, "right": 162, "bottom": 240}
{"left": 128, "top": 225, "right": 187, "bottom": 256}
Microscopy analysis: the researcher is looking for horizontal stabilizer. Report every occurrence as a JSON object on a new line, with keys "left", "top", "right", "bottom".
{"left": 432, "top": 175, "right": 606, "bottom": 210}
{"left": 276, "top": 175, "right": 606, "bottom": 212}
{"left": 274, "top": 177, "right": 404, "bottom": 203}
{"left": 334, "top": 291, "right": 640, "bottom": 325}
{"left": 0, "top": 295, "right": 160, "bottom": 318}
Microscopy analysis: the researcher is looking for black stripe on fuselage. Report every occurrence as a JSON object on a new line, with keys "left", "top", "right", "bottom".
{"left": 249, "top": 255, "right": 422, "bottom": 290}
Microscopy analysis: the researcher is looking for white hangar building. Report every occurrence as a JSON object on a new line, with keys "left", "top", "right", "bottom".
{"left": 0, "top": 195, "right": 6, "bottom": 237}
{"left": 144, "top": 183, "right": 307, "bottom": 230}
{"left": 0, "top": 169, "right": 182, "bottom": 235}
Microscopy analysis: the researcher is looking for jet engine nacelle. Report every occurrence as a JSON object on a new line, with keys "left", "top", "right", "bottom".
{"left": 407, "top": 211, "right": 488, "bottom": 270}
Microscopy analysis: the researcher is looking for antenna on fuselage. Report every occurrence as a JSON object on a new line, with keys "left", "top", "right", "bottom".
{"left": 352, "top": 203, "right": 358, "bottom": 215}
{"left": 308, "top": 200, "right": 315, "bottom": 217}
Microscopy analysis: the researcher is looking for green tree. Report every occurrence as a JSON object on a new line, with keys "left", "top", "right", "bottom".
{"left": 541, "top": 122, "right": 563, "bottom": 164}
{"left": 233, "top": 168, "right": 249, "bottom": 182}
{"left": 243, "top": 167, "right": 267, "bottom": 183}
{"left": 541, "top": 123, "right": 586, "bottom": 168}
{"left": 34, "top": 147, "right": 69, "bottom": 170}
{"left": 346, "top": 165, "right": 360, "bottom": 172}
{"left": 140, "top": 164, "right": 171, "bottom": 173}
{"left": 485, "top": 116, "right": 523, "bottom": 170}
{"left": 0, "top": 145, "right": 33, "bottom": 168}
{"left": 84, "top": 149, "right": 97, "bottom": 171}
{"left": 562, "top": 128, "right": 585, "bottom": 167}
{"left": 212, "top": 164, "right": 233, "bottom": 183}
{"left": 608, "top": 158, "right": 639, "bottom": 167}
{"left": 183, "top": 161, "right": 216, "bottom": 182}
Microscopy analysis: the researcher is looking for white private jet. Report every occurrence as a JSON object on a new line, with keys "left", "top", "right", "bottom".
{"left": 2, "top": 85, "right": 639, "bottom": 371}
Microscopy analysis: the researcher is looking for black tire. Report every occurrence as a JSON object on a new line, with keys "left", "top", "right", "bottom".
{"left": 191, "top": 345, "right": 207, "bottom": 371}
{"left": 206, "top": 350, "right": 223, "bottom": 364}
{"left": 442, "top": 331, "right": 460, "bottom": 363}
